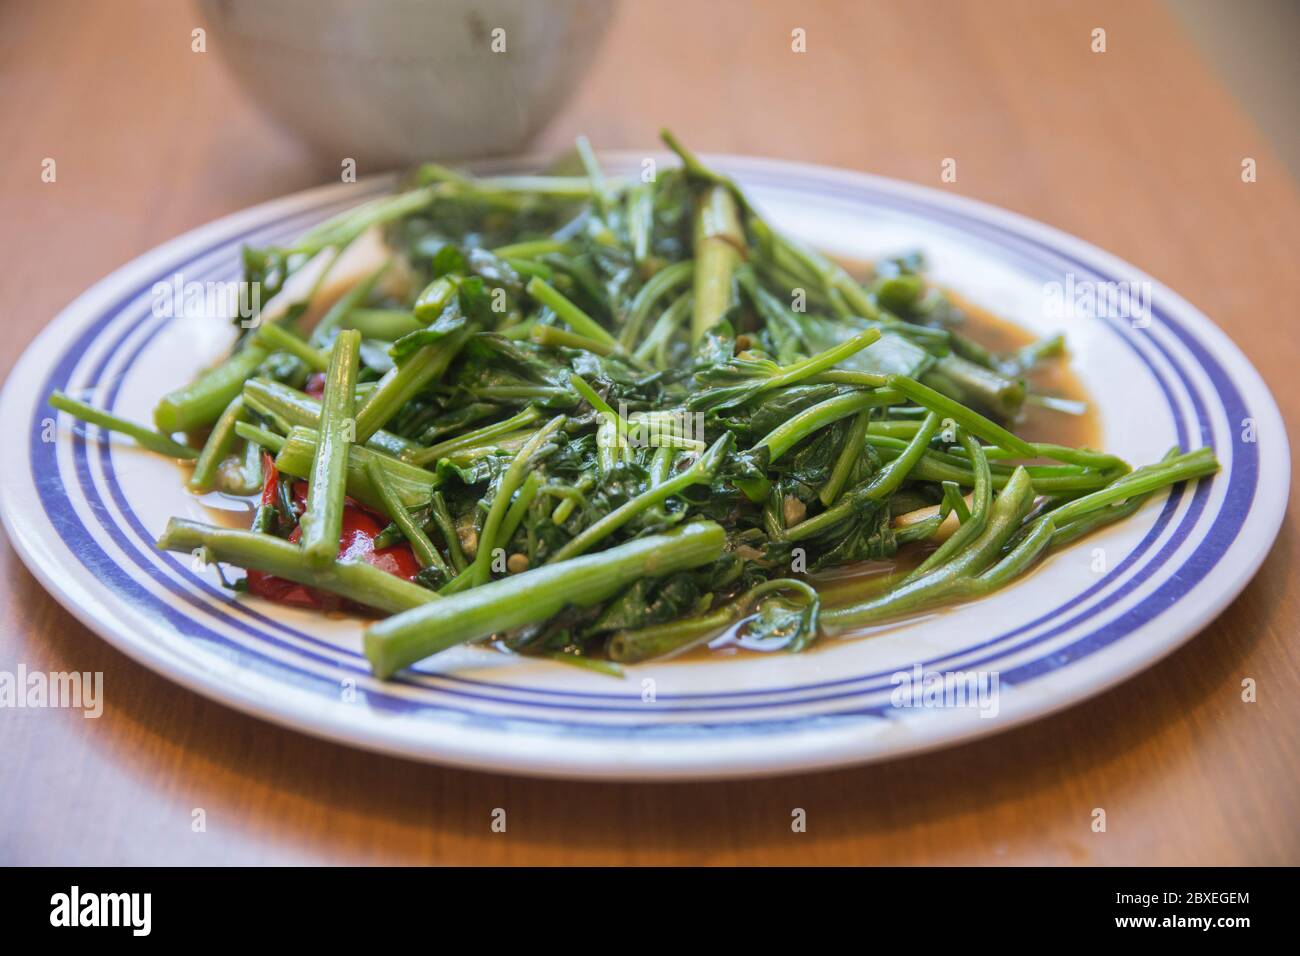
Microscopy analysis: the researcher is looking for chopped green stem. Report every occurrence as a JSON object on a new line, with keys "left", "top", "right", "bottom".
{"left": 550, "top": 475, "right": 594, "bottom": 525}
{"left": 822, "top": 466, "right": 1036, "bottom": 629}
{"left": 466, "top": 415, "right": 566, "bottom": 587}
{"left": 188, "top": 396, "right": 246, "bottom": 490}
{"left": 949, "top": 441, "right": 1128, "bottom": 472}
{"left": 526, "top": 276, "right": 617, "bottom": 348}
{"left": 153, "top": 346, "right": 267, "bottom": 434}
{"left": 895, "top": 512, "right": 946, "bottom": 544}
{"left": 410, "top": 406, "right": 542, "bottom": 466}
{"left": 234, "top": 421, "right": 285, "bottom": 453}
{"left": 768, "top": 330, "right": 882, "bottom": 387}
{"left": 365, "top": 458, "right": 447, "bottom": 574}
{"left": 275, "top": 426, "right": 437, "bottom": 512}
{"left": 301, "top": 330, "right": 361, "bottom": 567}
{"left": 343, "top": 308, "right": 425, "bottom": 340}
{"left": 806, "top": 370, "right": 891, "bottom": 388}
{"left": 627, "top": 410, "right": 705, "bottom": 450}
{"left": 574, "top": 135, "right": 611, "bottom": 222}
{"left": 863, "top": 411, "right": 941, "bottom": 500}
{"left": 626, "top": 180, "right": 656, "bottom": 266}
{"left": 1013, "top": 333, "right": 1066, "bottom": 372}
{"left": 921, "top": 354, "right": 1025, "bottom": 420}
{"left": 252, "top": 323, "right": 328, "bottom": 371}
{"left": 635, "top": 289, "right": 692, "bottom": 366}
{"left": 502, "top": 258, "right": 554, "bottom": 282}
{"left": 497, "top": 471, "right": 542, "bottom": 552}
{"left": 439, "top": 431, "right": 538, "bottom": 466}
{"left": 886, "top": 374, "right": 1036, "bottom": 458}
{"left": 413, "top": 276, "right": 457, "bottom": 322}
{"left": 973, "top": 516, "right": 1055, "bottom": 587}
{"left": 364, "top": 521, "right": 727, "bottom": 678}
{"left": 353, "top": 326, "right": 470, "bottom": 442}
{"left": 662, "top": 129, "right": 743, "bottom": 194}
{"left": 783, "top": 411, "right": 939, "bottom": 543}
{"left": 1048, "top": 497, "right": 1145, "bottom": 550}
{"left": 691, "top": 330, "right": 883, "bottom": 412}
{"left": 429, "top": 491, "right": 467, "bottom": 572}
{"left": 476, "top": 175, "right": 599, "bottom": 197}
{"left": 905, "top": 432, "right": 992, "bottom": 580}
{"left": 224, "top": 434, "right": 264, "bottom": 496}
{"left": 608, "top": 607, "right": 734, "bottom": 663}
{"left": 570, "top": 373, "right": 635, "bottom": 455}
{"left": 941, "top": 482, "right": 971, "bottom": 523}
{"left": 51, "top": 390, "right": 199, "bottom": 459}
{"left": 819, "top": 409, "right": 871, "bottom": 506}
{"left": 241, "top": 378, "right": 416, "bottom": 459}
{"left": 621, "top": 259, "right": 693, "bottom": 348}
{"left": 756, "top": 388, "right": 899, "bottom": 462}
{"left": 293, "top": 188, "right": 434, "bottom": 257}
{"left": 866, "top": 420, "right": 928, "bottom": 439}
{"left": 530, "top": 323, "right": 616, "bottom": 356}
{"left": 550, "top": 433, "right": 734, "bottom": 562}
{"left": 691, "top": 184, "right": 744, "bottom": 341}
{"left": 490, "top": 239, "right": 570, "bottom": 260}
{"left": 642, "top": 445, "right": 678, "bottom": 525}
{"left": 1048, "top": 448, "right": 1218, "bottom": 525}
{"left": 761, "top": 225, "right": 879, "bottom": 320}
{"left": 871, "top": 439, "right": 1126, "bottom": 494}
{"left": 157, "top": 518, "right": 436, "bottom": 614}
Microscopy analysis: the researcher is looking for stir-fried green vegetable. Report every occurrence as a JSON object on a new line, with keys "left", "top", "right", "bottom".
{"left": 47, "top": 132, "right": 1219, "bottom": 678}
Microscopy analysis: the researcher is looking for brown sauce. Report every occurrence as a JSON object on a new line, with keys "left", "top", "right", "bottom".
{"left": 947, "top": 291, "right": 1100, "bottom": 450}
{"left": 834, "top": 255, "right": 1100, "bottom": 448}
{"left": 187, "top": 483, "right": 258, "bottom": 529}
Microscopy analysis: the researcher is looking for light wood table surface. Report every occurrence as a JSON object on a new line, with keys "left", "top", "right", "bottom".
{"left": 2, "top": 0, "right": 1297, "bottom": 865}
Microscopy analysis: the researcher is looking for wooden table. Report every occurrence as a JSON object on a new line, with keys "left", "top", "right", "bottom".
{"left": 2, "top": 0, "right": 1297, "bottom": 865}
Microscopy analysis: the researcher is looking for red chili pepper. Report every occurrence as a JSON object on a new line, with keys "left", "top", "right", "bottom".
{"left": 304, "top": 372, "right": 327, "bottom": 399}
{"left": 244, "top": 568, "right": 326, "bottom": 609}
{"left": 246, "top": 484, "right": 421, "bottom": 611}
{"left": 331, "top": 506, "right": 422, "bottom": 580}
{"left": 259, "top": 451, "right": 279, "bottom": 507}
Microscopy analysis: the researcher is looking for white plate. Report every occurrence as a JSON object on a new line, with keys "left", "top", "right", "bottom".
{"left": 0, "top": 155, "right": 1287, "bottom": 779}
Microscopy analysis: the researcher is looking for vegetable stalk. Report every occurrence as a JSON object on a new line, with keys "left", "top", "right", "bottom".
{"left": 301, "top": 330, "right": 361, "bottom": 567}
{"left": 690, "top": 185, "right": 744, "bottom": 341}
{"left": 157, "top": 519, "right": 436, "bottom": 614}
{"left": 364, "top": 521, "right": 727, "bottom": 678}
